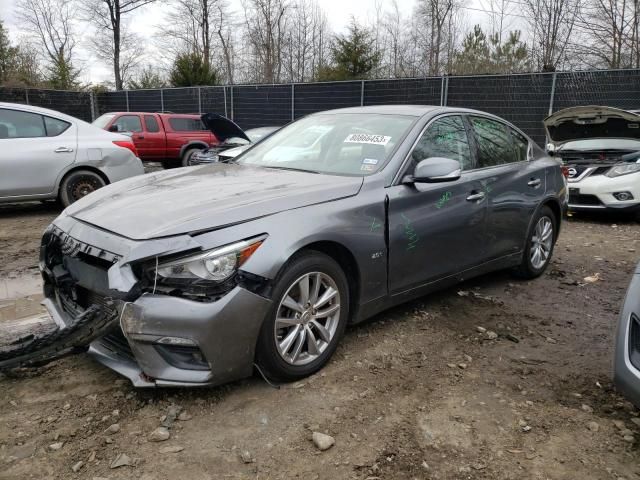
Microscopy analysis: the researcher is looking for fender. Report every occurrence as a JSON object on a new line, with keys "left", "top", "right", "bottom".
{"left": 521, "top": 195, "right": 563, "bottom": 253}
{"left": 179, "top": 141, "right": 209, "bottom": 159}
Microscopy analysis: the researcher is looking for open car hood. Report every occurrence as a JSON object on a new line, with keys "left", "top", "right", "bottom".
{"left": 201, "top": 113, "right": 251, "bottom": 142}
{"left": 544, "top": 106, "right": 640, "bottom": 144}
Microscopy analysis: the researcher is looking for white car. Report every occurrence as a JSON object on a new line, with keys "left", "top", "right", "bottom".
{"left": 544, "top": 106, "right": 640, "bottom": 218}
{"left": 0, "top": 102, "right": 144, "bottom": 207}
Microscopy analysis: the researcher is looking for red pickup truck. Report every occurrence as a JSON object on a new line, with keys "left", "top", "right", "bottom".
{"left": 92, "top": 112, "right": 219, "bottom": 168}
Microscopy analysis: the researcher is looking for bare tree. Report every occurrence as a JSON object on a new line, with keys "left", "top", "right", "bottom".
{"left": 282, "top": 0, "right": 328, "bottom": 82}
{"left": 243, "top": 0, "right": 289, "bottom": 83}
{"left": 524, "top": 0, "right": 580, "bottom": 71}
{"left": 92, "top": 25, "right": 144, "bottom": 89}
{"left": 83, "top": 0, "right": 156, "bottom": 90}
{"left": 414, "top": 0, "right": 462, "bottom": 75}
{"left": 15, "top": 0, "right": 79, "bottom": 88}
{"left": 575, "top": 0, "right": 635, "bottom": 69}
{"left": 158, "top": 0, "right": 237, "bottom": 84}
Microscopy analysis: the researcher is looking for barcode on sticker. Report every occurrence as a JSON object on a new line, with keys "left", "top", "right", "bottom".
{"left": 344, "top": 134, "right": 391, "bottom": 145}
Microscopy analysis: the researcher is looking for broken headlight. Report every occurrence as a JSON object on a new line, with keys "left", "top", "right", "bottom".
{"left": 144, "top": 236, "right": 267, "bottom": 301}
{"left": 607, "top": 163, "right": 640, "bottom": 178}
{"left": 152, "top": 236, "right": 266, "bottom": 283}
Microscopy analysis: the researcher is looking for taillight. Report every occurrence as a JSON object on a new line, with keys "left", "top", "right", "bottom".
{"left": 561, "top": 166, "right": 570, "bottom": 178}
{"left": 113, "top": 140, "right": 138, "bottom": 157}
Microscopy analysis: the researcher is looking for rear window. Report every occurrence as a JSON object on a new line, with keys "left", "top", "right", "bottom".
{"left": 169, "top": 117, "right": 206, "bottom": 132}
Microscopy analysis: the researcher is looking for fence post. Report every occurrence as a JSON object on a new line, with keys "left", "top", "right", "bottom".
{"left": 291, "top": 84, "right": 295, "bottom": 122}
{"left": 360, "top": 80, "right": 365, "bottom": 106}
{"left": 89, "top": 91, "right": 97, "bottom": 120}
{"left": 25, "top": 88, "right": 30, "bottom": 105}
{"left": 440, "top": 77, "right": 445, "bottom": 106}
{"left": 197, "top": 87, "right": 202, "bottom": 114}
{"left": 160, "top": 89, "right": 165, "bottom": 112}
{"left": 548, "top": 72, "right": 557, "bottom": 115}
{"left": 125, "top": 90, "right": 130, "bottom": 112}
{"left": 443, "top": 76, "right": 449, "bottom": 106}
{"left": 223, "top": 87, "right": 228, "bottom": 117}
{"left": 230, "top": 86, "right": 234, "bottom": 120}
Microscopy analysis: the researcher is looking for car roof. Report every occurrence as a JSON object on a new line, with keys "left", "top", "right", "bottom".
{"left": 102, "top": 112, "right": 201, "bottom": 117}
{"left": 0, "top": 101, "right": 80, "bottom": 122}
{"left": 315, "top": 104, "right": 500, "bottom": 118}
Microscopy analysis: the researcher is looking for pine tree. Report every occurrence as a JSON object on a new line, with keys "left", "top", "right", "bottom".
{"left": 0, "top": 21, "right": 18, "bottom": 84}
{"left": 317, "top": 19, "right": 381, "bottom": 81}
{"left": 169, "top": 53, "right": 220, "bottom": 87}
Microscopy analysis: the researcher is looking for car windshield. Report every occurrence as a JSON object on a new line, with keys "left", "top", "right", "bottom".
{"left": 237, "top": 113, "right": 415, "bottom": 176}
{"left": 92, "top": 114, "right": 116, "bottom": 129}
{"left": 558, "top": 138, "right": 640, "bottom": 152}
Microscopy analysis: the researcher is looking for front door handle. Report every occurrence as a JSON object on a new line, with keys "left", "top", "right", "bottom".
{"left": 528, "top": 178, "right": 541, "bottom": 187}
{"left": 54, "top": 147, "right": 74, "bottom": 153}
{"left": 466, "top": 191, "right": 486, "bottom": 202}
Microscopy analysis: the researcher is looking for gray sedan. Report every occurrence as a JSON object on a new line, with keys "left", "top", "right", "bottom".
{"left": 36, "top": 105, "right": 566, "bottom": 387}
{"left": 0, "top": 102, "right": 144, "bottom": 206}
{"left": 614, "top": 262, "right": 640, "bottom": 407}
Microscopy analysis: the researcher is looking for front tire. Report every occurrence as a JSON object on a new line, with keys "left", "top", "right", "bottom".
{"left": 59, "top": 170, "right": 106, "bottom": 207}
{"left": 256, "top": 251, "right": 349, "bottom": 382}
{"left": 182, "top": 148, "right": 200, "bottom": 167}
{"left": 513, "top": 206, "right": 556, "bottom": 279}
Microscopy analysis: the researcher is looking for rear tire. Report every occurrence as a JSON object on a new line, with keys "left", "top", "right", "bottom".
{"left": 59, "top": 170, "right": 106, "bottom": 207}
{"left": 255, "top": 251, "right": 349, "bottom": 382}
{"left": 513, "top": 206, "right": 556, "bottom": 279}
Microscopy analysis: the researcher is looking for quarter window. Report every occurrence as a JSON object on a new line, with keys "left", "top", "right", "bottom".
{"left": 0, "top": 108, "right": 46, "bottom": 138}
{"left": 169, "top": 117, "right": 206, "bottom": 132}
{"left": 470, "top": 116, "right": 515, "bottom": 167}
{"left": 411, "top": 115, "right": 473, "bottom": 170}
{"left": 44, "top": 116, "right": 71, "bottom": 136}
{"left": 144, "top": 115, "right": 160, "bottom": 132}
{"left": 113, "top": 115, "right": 143, "bottom": 133}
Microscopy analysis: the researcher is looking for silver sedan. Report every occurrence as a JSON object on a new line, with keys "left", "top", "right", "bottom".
{"left": 0, "top": 102, "right": 144, "bottom": 207}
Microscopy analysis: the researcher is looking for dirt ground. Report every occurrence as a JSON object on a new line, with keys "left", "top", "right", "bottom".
{"left": 0, "top": 201, "right": 639, "bottom": 480}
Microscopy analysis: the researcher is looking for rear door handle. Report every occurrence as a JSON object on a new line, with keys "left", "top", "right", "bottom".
{"left": 137, "top": 136, "right": 145, "bottom": 139}
{"left": 54, "top": 147, "right": 73, "bottom": 153}
{"left": 466, "top": 191, "right": 486, "bottom": 202}
{"left": 528, "top": 178, "right": 541, "bottom": 187}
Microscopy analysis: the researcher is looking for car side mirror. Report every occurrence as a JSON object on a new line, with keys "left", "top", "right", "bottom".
{"left": 408, "top": 157, "right": 462, "bottom": 183}
{"left": 108, "top": 124, "right": 120, "bottom": 132}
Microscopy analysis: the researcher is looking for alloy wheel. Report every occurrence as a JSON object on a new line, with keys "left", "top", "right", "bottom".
{"left": 274, "top": 272, "right": 341, "bottom": 366}
{"left": 530, "top": 216, "right": 553, "bottom": 270}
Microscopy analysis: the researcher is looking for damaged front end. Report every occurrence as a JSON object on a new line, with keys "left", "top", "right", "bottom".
{"left": 33, "top": 220, "right": 273, "bottom": 387}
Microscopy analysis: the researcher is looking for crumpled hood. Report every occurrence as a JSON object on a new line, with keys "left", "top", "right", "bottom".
{"left": 544, "top": 106, "right": 640, "bottom": 144}
{"left": 65, "top": 164, "right": 363, "bottom": 240}
{"left": 200, "top": 113, "right": 250, "bottom": 142}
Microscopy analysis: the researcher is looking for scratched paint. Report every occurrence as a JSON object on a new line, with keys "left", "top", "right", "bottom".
{"left": 435, "top": 191, "right": 452, "bottom": 209}
{"left": 400, "top": 213, "right": 420, "bottom": 250}
{"left": 370, "top": 217, "right": 383, "bottom": 232}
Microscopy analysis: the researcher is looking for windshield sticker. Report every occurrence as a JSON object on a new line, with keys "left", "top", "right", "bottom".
{"left": 345, "top": 133, "right": 391, "bottom": 145}
{"left": 362, "top": 158, "right": 379, "bottom": 165}
{"left": 361, "top": 164, "right": 376, "bottom": 172}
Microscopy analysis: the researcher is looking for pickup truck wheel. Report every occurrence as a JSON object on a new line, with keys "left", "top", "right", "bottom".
{"left": 59, "top": 170, "right": 106, "bottom": 207}
{"left": 182, "top": 148, "right": 200, "bottom": 167}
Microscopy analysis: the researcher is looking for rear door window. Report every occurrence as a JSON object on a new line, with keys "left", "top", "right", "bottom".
{"left": 470, "top": 116, "right": 516, "bottom": 167}
{"left": 411, "top": 115, "right": 473, "bottom": 170}
{"left": 113, "top": 115, "right": 143, "bottom": 133}
{"left": 169, "top": 117, "right": 206, "bottom": 132}
{"left": 0, "top": 108, "right": 47, "bottom": 138}
{"left": 144, "top": 115, "right": 160, "bottom": 132}
{"left": 509, "top": 127, "right": 530, "bottom": 162}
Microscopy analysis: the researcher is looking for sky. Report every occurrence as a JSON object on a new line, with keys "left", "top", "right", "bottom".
{"left": 0, "top": 0, "right": 525, "bottom": 85}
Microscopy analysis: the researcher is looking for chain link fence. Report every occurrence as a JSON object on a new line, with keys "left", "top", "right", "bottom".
{"left": 2, "top": 69, "right": 640, "bottom": 145}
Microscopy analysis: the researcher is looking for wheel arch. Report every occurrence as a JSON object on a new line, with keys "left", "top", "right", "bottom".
{"left": 179, "top": 141, "right": 208, "bottom": 158}
{"left": 56, "top": 165, "right": 110, "bottom": 197}
{"left": 283, "top": 240, "right": 361, "bottom": 323}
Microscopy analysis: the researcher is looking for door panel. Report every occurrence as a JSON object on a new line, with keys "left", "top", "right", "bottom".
{"left": 468, "top": 116, "right": 545, "bottom": 260}
{"left": 0, "top": 110, "right": 76, "bottom": 198}
{"left": 135, "top": 115, "right": 165, "bottom": 160}
{"left": 388, "top": 114, "right": 488, "bottom": 294}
